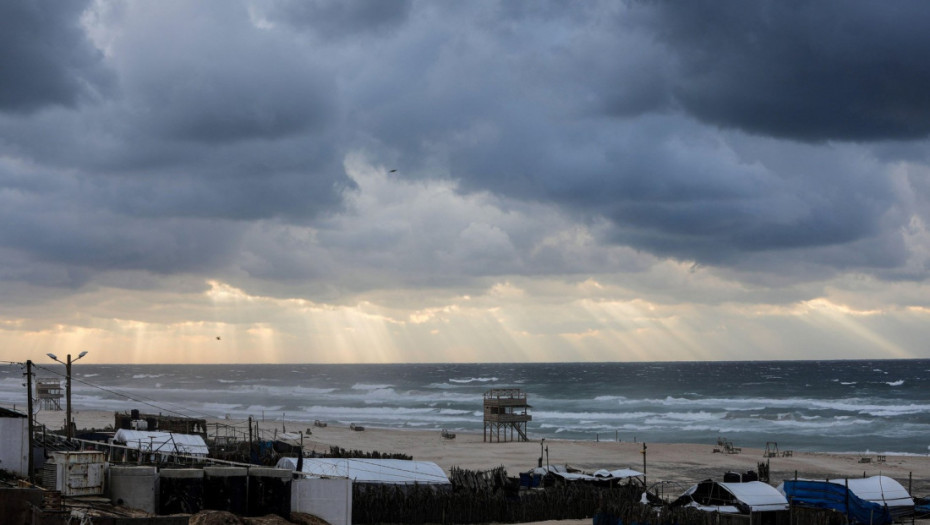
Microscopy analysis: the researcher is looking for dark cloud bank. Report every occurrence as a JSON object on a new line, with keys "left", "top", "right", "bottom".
{"left": 2, "top": 0, "right": 930, "bottom": 296}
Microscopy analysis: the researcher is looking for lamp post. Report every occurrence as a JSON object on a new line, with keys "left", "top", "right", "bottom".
{"left": 46, "top": 351, "right": 88, "bottom": 440}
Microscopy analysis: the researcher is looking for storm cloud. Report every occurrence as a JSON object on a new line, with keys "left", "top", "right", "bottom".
{"left": 2, "top": 1, "right": 930, "bottom": 363}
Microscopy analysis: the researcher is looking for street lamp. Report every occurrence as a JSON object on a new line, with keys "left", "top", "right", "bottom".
{"left": 46, "top": 351, "right": 89, "bottom": 439}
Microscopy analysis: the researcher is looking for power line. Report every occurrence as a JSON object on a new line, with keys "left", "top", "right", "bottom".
{"left": 29, "top": 362, "right": 262, "bottom": 430}
{"left": 31, "top": 363, "right": 204, "bottom": 420}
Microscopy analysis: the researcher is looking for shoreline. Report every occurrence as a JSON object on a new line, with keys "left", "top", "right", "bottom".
{"left": 27, "top": 407, "right": 930, "bottom": 496}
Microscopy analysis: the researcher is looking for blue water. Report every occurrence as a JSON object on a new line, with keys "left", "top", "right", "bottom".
{"left": 2, "top": 360, "right": 929, "bottom": 454}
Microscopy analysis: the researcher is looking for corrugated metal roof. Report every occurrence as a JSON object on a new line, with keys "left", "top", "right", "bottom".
{"left": 276, "top": 457, "right": 450, "bottom": 485}
{"left": 113, "top": 429, "right": 209, "bottom": 456}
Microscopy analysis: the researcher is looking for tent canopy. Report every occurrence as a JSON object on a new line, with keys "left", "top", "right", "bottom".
{"left": 532, "top": 465, "right": 643, "bottom": 482}
{"left": 113, "top": 429, "right": 209, "bottom": 456}
{"left": 843, "top": 476, "right": 913, "bottom": 508}
{"left": 277, "top": 457, "right": 450, "bottom": 485}
{"left": 675, "top": 480, "right": 788, "bottom": 513}
{"left": 780, "top": 476, "right": 914, "bottom": 524}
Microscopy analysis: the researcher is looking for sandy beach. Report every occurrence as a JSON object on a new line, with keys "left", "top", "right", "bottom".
{"left": 35, "top": 408, "right": 930, "bottom": 498}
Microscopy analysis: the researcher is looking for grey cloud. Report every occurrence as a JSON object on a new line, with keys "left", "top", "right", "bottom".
{"left": 0, "top": 0, "right": 111, "bottom": 113}
{"left": 267, "top": 0, "right": 413, "bottom": 39}
{"left": 2, "top": 0, "right": 929, "bottom": 299}
{"left": 115, "top": 4, "right": 338, "bottom": 145}
{"left": 645, "top": 0, "right": 930, "bottom": 141}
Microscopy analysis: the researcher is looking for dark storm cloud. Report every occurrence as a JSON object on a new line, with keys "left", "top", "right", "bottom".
{"left": 0, "top": 161, "right": 242, "bottom": 284}
{"left": 0, "top": 0, "right": 111, "bottom": 113}
{"left": 646, "top": 0, "right": 930, "bottom": 141}
{"left": 1, "top": 0, "right": 929, "bottom": 298}
{"left": 330, "top": 0, "right": 924, "bottom": 274}
{"left": 0, "top": 1, "right": 353, "bottom": 290}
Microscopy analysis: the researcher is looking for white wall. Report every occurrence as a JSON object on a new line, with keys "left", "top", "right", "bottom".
{"left": 291, "top": 478, "right": 352, "bottom": 525}
{"left": 0, "top": 417, "right": 28, "bottom": 477}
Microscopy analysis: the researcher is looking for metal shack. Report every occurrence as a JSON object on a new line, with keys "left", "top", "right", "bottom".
{"left": 0, "top": 407, "right": 28, "bottom": 477}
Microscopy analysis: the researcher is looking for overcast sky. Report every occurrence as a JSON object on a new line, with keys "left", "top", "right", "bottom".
{"left": 3, "top": 0, "right": 930, "bottom": 364}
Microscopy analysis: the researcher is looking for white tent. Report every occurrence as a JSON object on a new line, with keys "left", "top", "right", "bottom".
{"left": 676, "top": 480, "right": 788, "bottom": 514}
{"left": 777, "top": 476, "right": 914, "bottom": 514}
{"left": 112, "top": 429, "right": 209, "bottom": 456}
{"left": 277, "top": 457, "right": 450, "bottom": 485}
{"left": 843, "top": 476, "right": 914, "bottom": 509}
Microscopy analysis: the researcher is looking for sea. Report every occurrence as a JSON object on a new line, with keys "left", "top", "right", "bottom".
{"left": 2, "top": 360, "right": 929, "bottom": 455}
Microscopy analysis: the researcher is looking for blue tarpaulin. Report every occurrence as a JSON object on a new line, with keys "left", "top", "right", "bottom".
{"left": 782, "top": 479, "right": 892, "bottom": 524}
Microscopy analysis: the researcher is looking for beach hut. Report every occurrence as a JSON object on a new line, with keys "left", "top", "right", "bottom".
{"left": 780, "top": 476, "right": 914, "bottom": 524}
{"left": 672, "top": 480, "right": 788, "bottom": 516}
{"left": 112, "top": 429, "right": 209, "bottom": 457}
{"left": 276, "top": 457, "right": 450, "bottom": 487}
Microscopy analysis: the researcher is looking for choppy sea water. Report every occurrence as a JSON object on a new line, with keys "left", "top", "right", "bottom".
{"left": 2, "top": 360, "right": 929, "bottom": 455}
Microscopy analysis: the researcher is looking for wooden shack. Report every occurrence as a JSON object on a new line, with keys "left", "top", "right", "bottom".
{"left": 483, "top": 388, "right": 531, "bottom": 442}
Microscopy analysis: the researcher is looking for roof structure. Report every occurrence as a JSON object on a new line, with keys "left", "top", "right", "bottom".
{"left": 113, "top": 429, "right": 209, "bottom": 456}
{"left": 0, "top": 407, "right": 27, "bottom": 418}
{"left": 675, "top": 480, "right": 788, "bottom": 514}
{"left": 780, "top": 476, "right": 914, "bottom": 523}
{"left": 276, "top": 457, "right": 450, "bottom": 485}
{"left": 531, "top": 465, "right": 643, "bottom": 482}
{"left": 843, "top": 476, "right": 914, "bottom": 508}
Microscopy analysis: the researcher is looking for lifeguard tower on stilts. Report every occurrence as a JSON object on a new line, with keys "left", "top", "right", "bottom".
{"left": 483, "top": 388, "right": 531, "bottom": 442}
{"left": 36, "top": 377, "right": 63, "bottom": 411}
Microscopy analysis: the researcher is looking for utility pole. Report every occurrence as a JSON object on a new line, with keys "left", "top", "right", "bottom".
{"left": 25, "top": 360, "right": 34, "bottom": 482}
{"left": 641, "top": 442, "right": 647, "bottom": 487}
{"left": 47, "top": 351, "right": 88, "bottom": 440}
{"left": 66, "top": 355, "right": 73, "bottom": 439}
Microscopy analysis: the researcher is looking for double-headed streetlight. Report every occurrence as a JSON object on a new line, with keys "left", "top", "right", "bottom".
{"left": 46, "top": 351, "right": 89, "bottom": 440}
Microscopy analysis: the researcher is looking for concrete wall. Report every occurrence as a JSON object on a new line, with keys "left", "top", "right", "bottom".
{"left": 158, "top": 468, "right": 204, "bottom": 515}
{"left": 0, "top": 417, "right": 28, "bottom": 477}
{"left": 108, "top": 465, "right": 158, "bottom": 514}
{"left": 291, "top": 478, "right": 352, "bottom": 525}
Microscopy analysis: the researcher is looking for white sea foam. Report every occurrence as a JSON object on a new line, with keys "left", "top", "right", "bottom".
{"left": 449, "top": 377, "right": 498, "bottom": 384}
{"left": 351, "top": 383, "right": 394, "bottom": 390}
{"left": 5, "top": 360, "right": 930, "bottom": 454}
